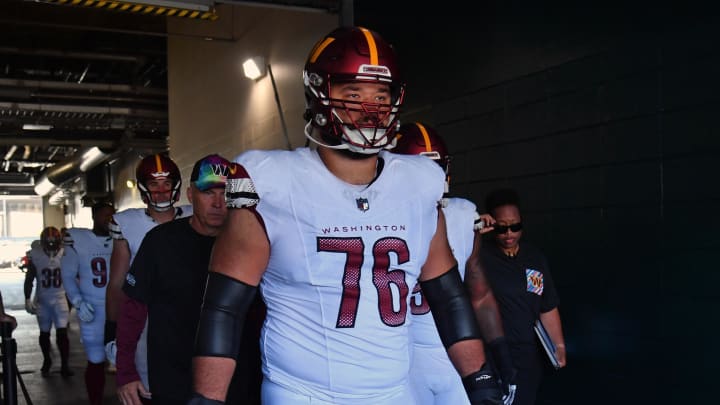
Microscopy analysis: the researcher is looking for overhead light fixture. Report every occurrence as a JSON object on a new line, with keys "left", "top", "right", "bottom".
{"left": 23, "top": 124, "right": 54, "bottom": 131}
{"left": 243, "top": 57, "right": 267, "bottom": 81}
{"left": 244, "top": 57, "right": 291, "bottom": 151}
{"left": 126, "top": 179, "right": 136, "bottom": 189}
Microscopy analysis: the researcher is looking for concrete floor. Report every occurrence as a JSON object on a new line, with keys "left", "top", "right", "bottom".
{"left": 2, "top": 309, "right": 121, "bottom": 405}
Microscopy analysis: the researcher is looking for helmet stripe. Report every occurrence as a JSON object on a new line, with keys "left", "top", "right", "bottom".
{"left": 359, "top": 27, "right": 379, "bottom": 65}
{"left": 154, "top": 154, "right": 163, "bottom": 172}
{"left": 416, "top": 123, "right": 433, "bottom": 153}
{"left": 309, "top": 37, "right": 335, "bottom": 63}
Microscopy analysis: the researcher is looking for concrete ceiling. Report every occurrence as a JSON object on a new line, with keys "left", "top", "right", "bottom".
{"left": 0, "top": 0, "right": 341, "bottom": 197}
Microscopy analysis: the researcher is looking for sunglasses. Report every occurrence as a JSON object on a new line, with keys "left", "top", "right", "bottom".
{"left": 494, "top": 223, "right": 523, "bottom": 234}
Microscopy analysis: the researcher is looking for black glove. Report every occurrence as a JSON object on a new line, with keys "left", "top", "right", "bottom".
{"left": 187, "top": 392, "right": 224, "bottom": 404}
{"left": 488, "top": 337, "right": 518, "bottom": 404}
{"left": 103, "top": 320, "right": 116, "bottom": 345}
{"left": 462, "top": 363, "right": 504, "bottom": 405}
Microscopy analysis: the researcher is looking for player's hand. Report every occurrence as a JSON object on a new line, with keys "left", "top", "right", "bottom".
{"left": 117, "top": 380, "right": 152, "bottom": 405}
{"left": 474, "top": 213, "right": 496, "bottom": 234}
{"left": 72, "top": 298, "right": 95, "bottom": 322}
{"left": 463, "top": 363, "right": 504, "bottom": 405}
{"left": 105, "top": 340, "right": 117, "bottom": 366}
{"left": 555, "top": 343, "right": 567, "bottom": 368}
{"left": 24, "top": 298, "right": 37, "bottom": 315}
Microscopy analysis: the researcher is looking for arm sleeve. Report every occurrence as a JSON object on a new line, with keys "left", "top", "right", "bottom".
{"left": 116, "top": 295, "right": 148, "bottom": 386}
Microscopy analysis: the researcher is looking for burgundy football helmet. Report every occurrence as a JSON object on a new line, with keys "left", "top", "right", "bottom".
{"left": 395, "top": 122, "right": 451, "bottom": 192}
{"left": 135, "top": 153, "right": 181, "bottom": 211}
{"left": 40, "top": 226, "right": 62, "bottom": 256}
{"left": 303, "top": 26, "right": 405, "bottom": 154}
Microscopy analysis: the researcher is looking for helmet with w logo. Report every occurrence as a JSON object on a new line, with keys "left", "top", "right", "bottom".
{"left": 40, "top": 226, "right": 63, "bottom": 256}
{"left": 303, "top": 26, "right": 405, "bottom": 154}
{"left": 135, "top": 153, "right": 181, "bottom": 211}
{"left": 395, "top": 122, "right": 451, "bottom": 192}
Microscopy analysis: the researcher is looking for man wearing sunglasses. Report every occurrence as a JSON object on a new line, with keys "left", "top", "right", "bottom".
{"left": 480, "top": 188, "right": 567, "bottom": 405}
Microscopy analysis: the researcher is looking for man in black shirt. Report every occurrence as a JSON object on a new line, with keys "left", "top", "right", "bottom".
{"left": 117, "top": 154, "right": 264, "bottom": 405}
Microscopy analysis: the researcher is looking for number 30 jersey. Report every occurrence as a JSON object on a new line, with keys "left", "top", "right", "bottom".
{"left": 232, "top": 147, "right": 445, "bottom": 402}
{"left": 61, "top": 228, "right": 113, "bottom": 305}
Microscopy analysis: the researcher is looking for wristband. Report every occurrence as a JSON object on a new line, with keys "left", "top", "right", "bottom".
{"left": 462, "top": 363, "right": 503, "bottom": 405}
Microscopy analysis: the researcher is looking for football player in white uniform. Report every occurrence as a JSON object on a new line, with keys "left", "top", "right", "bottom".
{"left": 61, "top": 202, "right": 116, "bottom": 405}
{"left": 105, "top": 153, "right": 192, "bottom": 400}
{"left": 394, "top": 122, "right": 517, "bottom": 405}
{"left": 189, "top": 27, "right": 503, "bottom": 405}
{"left": 24, "top": 226, "right": 73, "bottom": 377}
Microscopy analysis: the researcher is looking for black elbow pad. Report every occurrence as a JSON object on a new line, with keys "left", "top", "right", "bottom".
{"left": 420, "top": 266, "right": 481, "bottom": 348}
{"left": 194, "top": 272, "right": 258, "bottom": 358}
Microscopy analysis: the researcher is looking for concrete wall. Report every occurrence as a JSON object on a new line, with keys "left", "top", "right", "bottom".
{"left": 166, "top": 5, "right": 337, "bottom": 182}
{"left": 106, "top": 5, "right": 336, "bottom": 211}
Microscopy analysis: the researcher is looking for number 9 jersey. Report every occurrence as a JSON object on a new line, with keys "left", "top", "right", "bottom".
{"left": 61, "top": 227, "right": 113, "bottom": 364}
{"left": 232, "top": 147, "right": 445, "bottom": 402}
{"left": 61, "top": 228, "right": 113, "bottom": 303}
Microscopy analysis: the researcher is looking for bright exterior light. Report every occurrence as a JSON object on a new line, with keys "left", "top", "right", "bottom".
{"left": 243, "top": 57, "right": 267, "bottom": 80}
{"left": 126, "top": 179, "right": 136, "bottom": 189}
{"left": 23, "top": 124, "right": 53, "bottom": 131}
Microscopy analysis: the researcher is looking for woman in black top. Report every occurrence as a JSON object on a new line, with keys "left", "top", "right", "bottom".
{"left": 480, "top": 188, "right": 567, "bottom": 405}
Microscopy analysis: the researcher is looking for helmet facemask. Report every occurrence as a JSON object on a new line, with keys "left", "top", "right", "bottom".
{"left": 137, "top": 178, "right": 181, "bottom": 212}
{"left": 304, "top": 74, "right": 404, "bottom": 154}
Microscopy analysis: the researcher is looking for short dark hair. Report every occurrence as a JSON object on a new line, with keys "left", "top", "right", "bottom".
{"left": 91, "top": 202, "right": 114, "bottom": 217}
{"left": 484, "top": 188, "right": 520, "bottom": 215}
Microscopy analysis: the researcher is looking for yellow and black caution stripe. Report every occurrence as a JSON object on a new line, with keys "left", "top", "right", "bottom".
{"left": 37, "top": 0, "right": 219, "bottom": 21}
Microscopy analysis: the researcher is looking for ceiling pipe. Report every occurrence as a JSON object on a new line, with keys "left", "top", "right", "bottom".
{"left": 0, "top": 78, "right": 168, "bottom": 96}
{"left": 3, "top": 145, "right": 17, "bottom": 160}
{"left": 33, "top": 146, "right": 112, "bottom": 196}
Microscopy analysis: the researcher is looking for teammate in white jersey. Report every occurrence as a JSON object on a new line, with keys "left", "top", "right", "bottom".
{"left": 394, "top": 122, "right": 517, "bottom": 405}
{"left": 24, "top": 226, "right": 74, "bottom": 377}
{"left": 106, "top": 153, "right": 192, "bottom": 402}
{"left": 61, "top": 202, "right": 116, "bottom": 405}
{"left": 189, "top": 27, "right": 503, "bottom": 405}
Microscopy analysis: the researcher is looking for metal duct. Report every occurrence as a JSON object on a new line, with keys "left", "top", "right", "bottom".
{"left": 34, "top": 146, "right": 112, "bottom": 196}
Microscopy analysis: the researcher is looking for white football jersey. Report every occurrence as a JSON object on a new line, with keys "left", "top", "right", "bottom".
{"left": 28, "top": 246, "right": 66, "bottom": 302}
{"left": 110, "top": 205, "right": 192, "bottom": 261}
{"left": 61, "top": 228, "right": 113, "bottom": 304}
{"left": 233, "top": 147, "right": 445, "bottom": 402}
{"left": 410, "top": 197, "right": 478, "bottom": 347}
